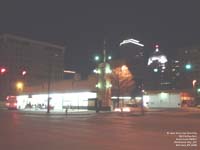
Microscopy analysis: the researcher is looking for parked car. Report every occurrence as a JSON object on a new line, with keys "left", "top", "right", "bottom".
{"left": 6, "top": 101, "right": 17, "bottom": 110}
{"left": 5, "top": 96, "right": 18, "bottom": 110}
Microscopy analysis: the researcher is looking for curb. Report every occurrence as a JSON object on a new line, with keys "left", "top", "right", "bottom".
{"left": 181, "top": 107, "right": 200, "bottom": 112}
{"left": 18, "top": 110, "right": 97, "bottom": 116}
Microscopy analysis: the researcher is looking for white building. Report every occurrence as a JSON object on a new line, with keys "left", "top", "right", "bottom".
{"left": 143, "top": 91, "right": 181, "bottom": 108}
{"left": 16, "top": 75, "right": 98, "bottom": 111}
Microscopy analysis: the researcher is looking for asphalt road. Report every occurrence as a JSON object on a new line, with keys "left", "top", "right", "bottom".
{"left": 0, "top": 109, "right": 199, "bottom": 150}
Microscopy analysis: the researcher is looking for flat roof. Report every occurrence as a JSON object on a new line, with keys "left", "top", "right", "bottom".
{"left": 0, "top": 33, "right": 65, "bottom": 50}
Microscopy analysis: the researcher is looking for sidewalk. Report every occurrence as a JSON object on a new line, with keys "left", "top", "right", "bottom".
{"left": 5, "top": 107, "right": 199, "bottom": 116}
{"left": 18, "top": 109, "right": 97, "bottom": 115}
{"left": 181, "top": 106, "right": 200, "bottom": 112}
{"left": 18, "top": 108, "right": 172, "bottom": 115}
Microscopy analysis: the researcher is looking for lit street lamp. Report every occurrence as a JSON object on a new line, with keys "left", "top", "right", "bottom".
{"left": 16, "top": 81, "right": 24, "bottom": 93}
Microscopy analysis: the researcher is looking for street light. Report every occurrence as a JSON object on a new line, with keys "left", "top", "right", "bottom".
{"left": 121, "top": 65, "right": 128, "bottom": 72}
{"left": 16, "top": 81, "right": 24, "bottom": 93}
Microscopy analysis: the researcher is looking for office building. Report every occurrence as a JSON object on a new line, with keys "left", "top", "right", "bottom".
{"left": 0, "top": 34, "right": 65, "bottom": 99}
{"left": 119, "top": 38, "right": 146, "bottom": 93}
{"left": 176, "top": 47, "right": 200, "bottom": 89}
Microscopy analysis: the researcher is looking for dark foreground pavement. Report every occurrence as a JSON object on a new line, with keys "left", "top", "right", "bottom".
{"left": 0, "top": 109, "right": 199, "bottom": 150}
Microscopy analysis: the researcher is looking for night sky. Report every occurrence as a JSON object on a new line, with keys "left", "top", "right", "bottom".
{"left": 0, "top": 1, "right": 200, "bottom": 77}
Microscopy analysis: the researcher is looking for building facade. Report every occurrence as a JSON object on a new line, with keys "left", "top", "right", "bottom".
{"left": 11, "top": 75, "right": 97, "bottom": 112}
{"left": 0, "top": 34, "right": 65, "bottom": 100}
{"left": 176, "top": 47, "right": 200, "bottom": 89}
{"left": 119, "top": 39, "right": 146, "bottom": 95}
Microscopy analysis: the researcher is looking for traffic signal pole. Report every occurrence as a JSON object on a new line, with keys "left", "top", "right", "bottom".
{"left": 95, "top": 40, "right": 112, "bottom": 112}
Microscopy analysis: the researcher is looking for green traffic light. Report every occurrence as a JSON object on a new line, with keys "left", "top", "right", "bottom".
{"left": 197, "top": 88, "right": 200, "bottom": 93}
{"left": 153, "top": 68, "right": 158, "bottom": 72}
{"left": 185, "top": 63, "right": 192, "bottom": 70}
{"left": 94, "top": 56, "right": 100, "bottom": 61}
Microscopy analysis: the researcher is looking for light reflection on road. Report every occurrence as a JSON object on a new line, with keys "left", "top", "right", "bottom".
{"left": 0, "top": 110, "right": 199, "bottom": 150}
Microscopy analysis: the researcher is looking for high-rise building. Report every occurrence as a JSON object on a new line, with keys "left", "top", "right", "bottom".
{"left": 0, "top": 34, "right": 65, "bottom": 100}
{"left": 167, "top": 59, "right": 181, "bottom": 89}
{"left": 176, "top": 47, "right": 200, "bottom": 89}
{"left": 118, "top": 38, "right": 146, "bottom": 96}
{"left": 147, "top": 45, "right": 169, "bottom": 90}
{"left": 146, "top": 46, "right": 200, "bottom": 91}
{"left": 119, "top": 38, "right": 145, "bottom": 81}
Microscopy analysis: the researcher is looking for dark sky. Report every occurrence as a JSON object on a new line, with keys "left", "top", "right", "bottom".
{"left": 0, "top": 1, "right": 200, "bottom": 76}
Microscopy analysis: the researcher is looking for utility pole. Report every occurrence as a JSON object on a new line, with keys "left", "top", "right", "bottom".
{"left": 95, "top": 40, "right": 112, "bottom": 112}
{"left": 47, "top": 62, "right": 52, "bottom": 113}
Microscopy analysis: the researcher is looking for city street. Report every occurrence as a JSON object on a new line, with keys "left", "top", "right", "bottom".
{"left": 0, "top": 109, "right": 199, "bottom": 150}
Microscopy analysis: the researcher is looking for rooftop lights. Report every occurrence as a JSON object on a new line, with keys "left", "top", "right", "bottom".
{"left": 64, "top": 70, "right": 76, "bottom": 74}
{"left": 120, "top": 38, "right": 144, "bottom": 47}
{"left": 148, "top": 45, "right": 168, "bottom": 66}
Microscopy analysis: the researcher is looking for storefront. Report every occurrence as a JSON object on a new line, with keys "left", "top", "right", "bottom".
{"left": 16, "top": 92, "right": 97, "bottom": 111}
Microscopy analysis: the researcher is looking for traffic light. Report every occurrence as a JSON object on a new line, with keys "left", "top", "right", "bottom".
{"left": 108, "top": 55, "right": 112, "bottom": 60}
{"left": 94, "top": 54, "right": 112, "bottom": 62}
{"left": 185, "top": 63, "right": 192, "bottom": 70}
{"left": 197, "top": 87, "right": 200, "bottom": 93}
{"left": 94, "top": 55, "right": 100, "bottom": 61}
{"left": 0, "top": 68, "right": 6, "bottom": 74}
{"left": 22, "top": 70, "right": 27, "bottom": 76}
{"left": 153, "top": 68, "right": 158, "bottom": 73}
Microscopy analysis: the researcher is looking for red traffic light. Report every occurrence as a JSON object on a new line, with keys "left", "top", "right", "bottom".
{"left": 22, "top": 70, "right": 27, "bottom": 76}
{"left": 155, "top": 44, "right": 159, "bottom": 48}
{"left": 0, "top": 68, "right": 6, "bottom": 74}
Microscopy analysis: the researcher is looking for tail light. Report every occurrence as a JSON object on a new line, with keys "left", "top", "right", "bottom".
{"left": 14, "top": 103, "right": 17, "bottom": 106}
{"left": 6, "top": 103, "right": 10, "bottom": 106}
